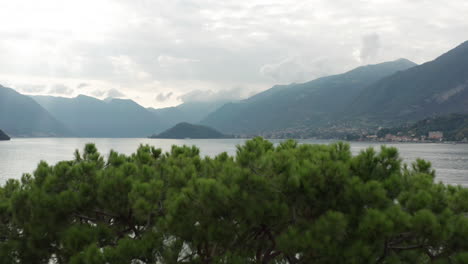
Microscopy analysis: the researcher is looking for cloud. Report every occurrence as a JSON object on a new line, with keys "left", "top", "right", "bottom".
{"left": 49, "top": 84, "right": 73, "bottom": 95}
{"left": 157, "top": 55, "right": 199, "bottom": 68}
{"left": 106, "top": 88, "right": 126, "bottom": 98}
{"left": 90, "top": 89, "right": 106, "bottom": 97}
{"left": 15, "top": 84, "right": 47, "bottom": 93}
{"left": 260, "top": 56, "right": 349, "bottom": 83}
{"left": 178, "top": 86, "right": 248, "bottom": 103}
{"left": 77, "top": 83, "right": 90, "bottom": 89}
{"left": 260, "top": 57, "right": 311, "bottom": 83}
{"left": 156, "top": 92, "right": 173, "bottom": 102}
{"left": 109, "top": 55, "right": 151, "bottom": 82}
{"left": 0, "top": 0, "right": 467, "bottom": 108}
{"left": 358, "top": 33, "right": 381, "bottom": 63}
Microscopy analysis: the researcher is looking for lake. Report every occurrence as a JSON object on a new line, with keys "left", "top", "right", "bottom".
{"left": 1, "top": 138, "right": 467, "bottom": 186}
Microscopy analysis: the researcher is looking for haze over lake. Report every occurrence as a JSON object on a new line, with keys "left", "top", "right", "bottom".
{"left": 1, "top": 138, "right": 467, "bottom": 186}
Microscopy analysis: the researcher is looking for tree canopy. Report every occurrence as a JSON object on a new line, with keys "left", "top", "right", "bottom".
{"left": 1, "top": 137, "right": 468, "bottom": 263}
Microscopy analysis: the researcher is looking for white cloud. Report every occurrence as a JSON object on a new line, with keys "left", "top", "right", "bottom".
{"left": 106, "top": 88, "right": 126, "bottom": 98}
{"left": 0, "top": 0, "right": 467, "bottom": 107}
{"left": 260, "top": 56, "right": 353, "bottom": 83}
{"left": 90, "top": 89, "right": 106, "bottom": 98}
{"left": 358, "top": 33, "right": 381, "bottom": 63}
{"left": 77, "top": 83, "right": 90, "bottom": 89}
{"left": 156, "top": 92, "right": 173, "bottom": 102}
{"left": 49, "top": 84, "right": 73, "bottom": 95}
{"left": 157, "top": 55, "right": 199, "bottom": 68}
{"left": 177, "top": 86, "right": 252, "bottom": 103}
{"left": 260, "top": 57, "right": 311, "bottom": 83}
{"left": 109, "top": 55, "right": 151, "bottom": 82}
{"left": 14, "top": 84, "right": 47, "bottom": 94}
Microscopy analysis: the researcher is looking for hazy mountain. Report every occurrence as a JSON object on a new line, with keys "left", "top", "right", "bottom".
{"left": 201, "top": 59, "right": 417, "bottom": 134}
{"left": 148, "top": 101, "right": 228, "bottom": 130}
{"left": 0, "top": 85, "right": 72, "bottom": 137}
{"left": 0, "top": 129, "right": 10, "bottom": 140}
{"left": 150, "top": 122, "right": 230, "bottom": 139}
{"left": 32, "top": 95, "right": 163, "bottom": 137}
{"left": 349, "top": 41, "right": 468, "bottom": 121}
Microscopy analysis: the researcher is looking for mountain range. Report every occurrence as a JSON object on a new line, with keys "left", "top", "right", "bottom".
{"left": 347, "top": 41, "right": 468, "bottom": 120}
{"left": 200, "top": 58, "right": 417, "bottom": 134}
{"left": 29, "top": 95, "right": 229, "bottom": 138}
{"left": 32, "top": 95, "right": 164, "bottom": 138}
{"left": 1, "top": 40, "right": 467, "bottom": 138}
{"left": 202, "top": 41, "right": 468, "bottom": 136}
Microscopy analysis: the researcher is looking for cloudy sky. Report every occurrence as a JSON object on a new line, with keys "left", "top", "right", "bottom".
{"left": 0, "top": 0, "right": 467, "bottom": 108}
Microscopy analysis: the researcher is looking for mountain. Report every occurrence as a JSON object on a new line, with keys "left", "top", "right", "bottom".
{"left": 348, "top": 41, "right": 468, "bottom": 121}
{"left": 150, "top": 122, "right": 230, "bottom": 139}
{"left": 201, "top": 59, "right": 417, "bottom": 135}
{"left": 0, "top": 129, "right": 10, "bottom": 140}
{"left": 148, "top": 101, "right": 228, "bottom": 130}
{"left": 0, "top": 85, "right": 72, "bottom": 137}
{"left": 32, "top": 95, "right": 164, "bottom": 137}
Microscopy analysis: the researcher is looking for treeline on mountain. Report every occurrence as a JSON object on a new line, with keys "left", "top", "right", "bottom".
{"left": 377, "top": 114, "right": 468, "bottom": 141}
{"left": 0, "top": 129, "right": 10, "bottom": 140}
{"left": 1, "top": 138, "right": 468, "bottom": 263}
{"left": 150, "top": 122, "right": 231, "bottom": 139}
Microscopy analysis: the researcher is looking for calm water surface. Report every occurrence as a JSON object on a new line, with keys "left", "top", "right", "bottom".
{"left": 1, "top": 138, "right": 467, "bottom": 186}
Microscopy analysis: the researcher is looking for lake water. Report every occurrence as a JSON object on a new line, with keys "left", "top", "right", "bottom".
{"left": 1, "top": 138, "right": 467, "bottom": 186}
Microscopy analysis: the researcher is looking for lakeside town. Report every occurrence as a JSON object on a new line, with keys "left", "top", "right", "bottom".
{"left": 250, "top": 127, "right": 468, "bottom": 143}
{"left": 362, "top": 130, "right": 455, "bottom": 143}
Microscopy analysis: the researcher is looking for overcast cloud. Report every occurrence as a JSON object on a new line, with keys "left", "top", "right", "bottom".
{"left": 0, "top": 0, "right": 467, "bottom": 108}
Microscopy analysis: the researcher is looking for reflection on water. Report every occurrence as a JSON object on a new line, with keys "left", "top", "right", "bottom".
{"left": 1, "top": 138, "right": 467, "bottom": 186}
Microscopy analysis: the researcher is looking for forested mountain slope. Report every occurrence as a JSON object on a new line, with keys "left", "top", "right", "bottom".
{"left": 201, "top": 59, "right": 416, "bottom": 134}
{"left": 348, "top": 41, "right": 468, "bottom": 120}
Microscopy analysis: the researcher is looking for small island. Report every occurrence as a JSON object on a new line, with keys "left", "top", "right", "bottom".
{"left": 150, "top": 122, "right": 232, "bottom": 139}
{"left": 0, "top": 129, "right": 11, "bottom": 141}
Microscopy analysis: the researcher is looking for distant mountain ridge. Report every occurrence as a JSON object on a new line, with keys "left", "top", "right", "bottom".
{"left": 201, "top": 58, "right": 417, "bottom": 134}
{"left": 150, "top": 122, "right": 230, "bottom": 139}
{"left": 32, "top": 95, "right": 164, "bottom": 137}
{"left": 0, "top": 85, "right": 72, "bottom": 137}
{"left": 3, "top": 40, "right": 468, "bottom": 139}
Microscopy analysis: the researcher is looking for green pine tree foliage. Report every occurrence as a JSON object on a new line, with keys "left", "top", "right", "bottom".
{"left": 1, "top": 137, "right": 468, "bottom": 263}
